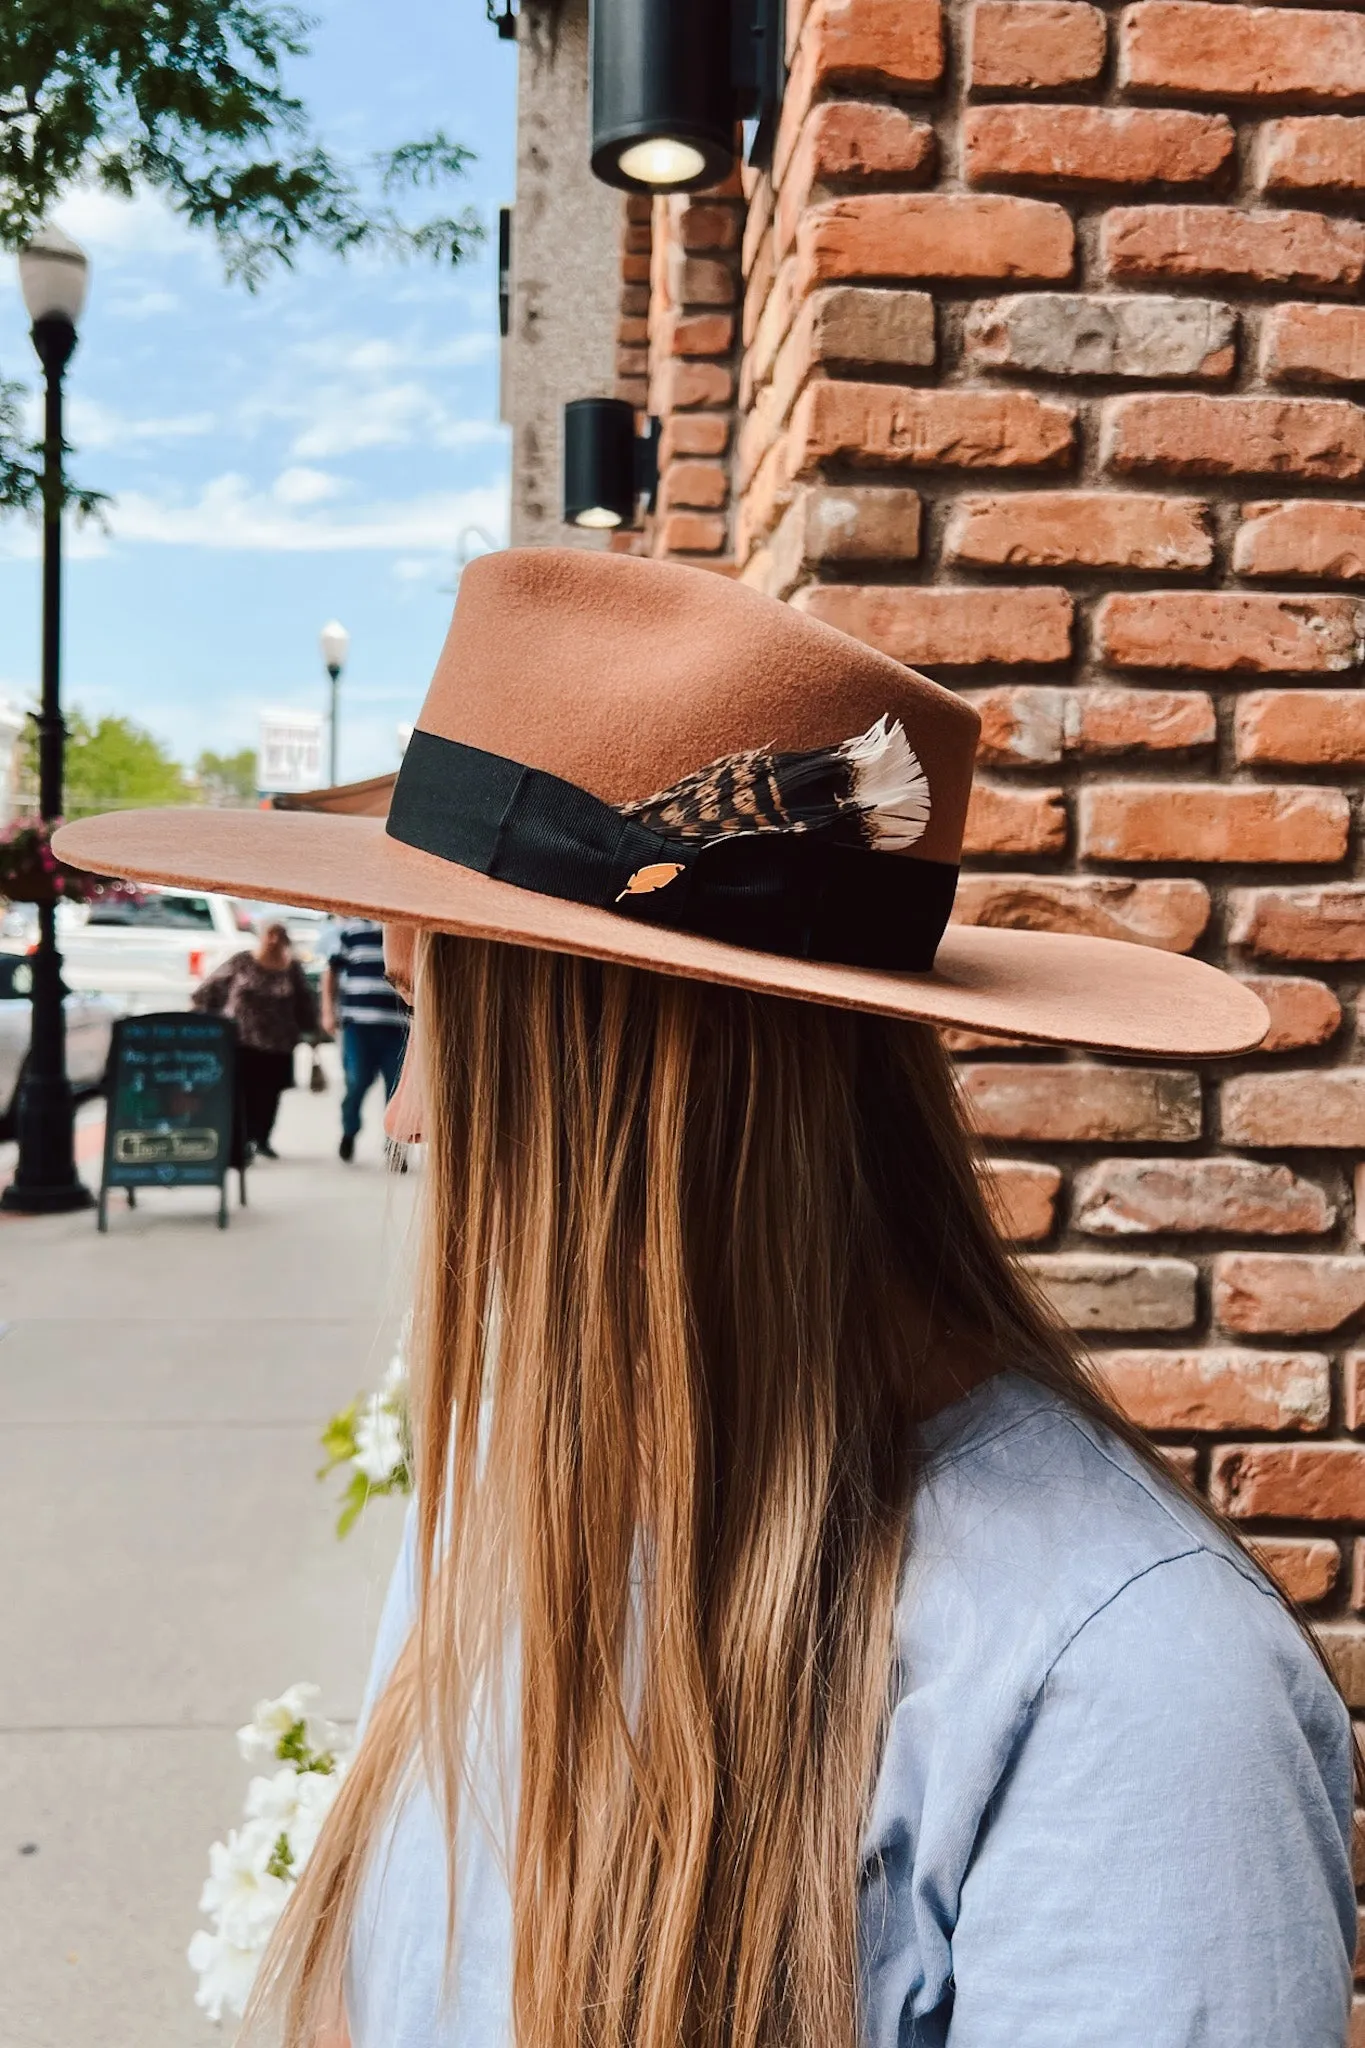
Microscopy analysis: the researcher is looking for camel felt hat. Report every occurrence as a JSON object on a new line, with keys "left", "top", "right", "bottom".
{"left": 54, "top": 548, "right": 1266, "bottom": 1057}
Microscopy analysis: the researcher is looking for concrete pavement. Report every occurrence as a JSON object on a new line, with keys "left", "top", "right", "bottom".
{"left": 0, "top": 1047, "right": 410, "bottom": 2046}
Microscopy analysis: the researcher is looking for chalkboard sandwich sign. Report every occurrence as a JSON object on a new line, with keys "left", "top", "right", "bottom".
{"left": 99, "top": 1011, "right": 247, "bottom": 1231}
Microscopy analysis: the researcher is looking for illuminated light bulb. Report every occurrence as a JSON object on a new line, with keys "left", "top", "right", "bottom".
{"left": 574, "top": 505, "right": 624, "bottom": 530}
{"left": 616, "top": 136, "right": 707, "bottom": 186}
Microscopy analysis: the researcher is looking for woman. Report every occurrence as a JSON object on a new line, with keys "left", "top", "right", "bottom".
{"left": 192, "top": 919, "right": 318, "bottom": 1159}
{"left": 55, "top": 552, "right": 1353, "bottom": 2047}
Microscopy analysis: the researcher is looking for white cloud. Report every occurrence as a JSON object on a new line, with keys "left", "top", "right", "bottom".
{"left": 102, "top": 472, "right": 509, "bottom": 553}
{"left": 67, "top": 396, "right": 216, "bottom": 450}
{"left": 281, "top": 379, "right": 506, "bottom": 460}
{"left": 273, "top": 465, "right": 347, "bottom": 507}
{"left": 107, "top": 286, "right": 182, "bottom": 320}
{"left": 52, "top": 186, "right": 196, "bottom": 263}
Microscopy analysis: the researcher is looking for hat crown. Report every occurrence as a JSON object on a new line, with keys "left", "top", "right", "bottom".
{"left": 418, "top": 549, "right": 979, "bottom": 868}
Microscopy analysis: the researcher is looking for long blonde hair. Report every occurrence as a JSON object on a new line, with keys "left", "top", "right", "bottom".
{"left": 252, "top": 933, "right": 1285, "bottom": 2048}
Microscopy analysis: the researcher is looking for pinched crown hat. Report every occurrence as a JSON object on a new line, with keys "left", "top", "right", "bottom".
{"left": 55, "top": 548, "right": 1266, "bottom": 1056}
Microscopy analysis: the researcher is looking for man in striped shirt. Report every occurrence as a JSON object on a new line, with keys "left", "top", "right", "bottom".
{"left": 320, "top": 918, "right": 409, "bottom": 1162}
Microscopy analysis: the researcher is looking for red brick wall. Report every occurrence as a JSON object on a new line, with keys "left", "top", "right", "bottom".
{"left": 629, "top": 0, "right": 1365, "bottom": 1974}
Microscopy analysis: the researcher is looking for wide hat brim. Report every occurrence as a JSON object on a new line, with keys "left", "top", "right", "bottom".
{"left": 53, "top": 807, "right": 1267, "bottom": 1058}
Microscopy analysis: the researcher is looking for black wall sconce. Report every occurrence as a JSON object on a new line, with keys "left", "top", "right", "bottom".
{"left": 497, "top": 207, "right": 511, "bottom": 339}
{"left": 590, "top": 0, "right": 784, "bottom": 195}
{"left": 485, "top": 0, "right": 518, "bottom": 38}
{"left": 563, "top": 398, "right": 660, "bottom": 531}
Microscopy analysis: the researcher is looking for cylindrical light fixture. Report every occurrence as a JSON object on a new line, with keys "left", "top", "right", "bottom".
{"left": 591, "top": 0, "right": 735, "bottom": 194}
{"left": 19, "top": 224, "right": 90, "bottom": 329}
{"left": 563, "top": 398, "right": 640, "bottom": 530}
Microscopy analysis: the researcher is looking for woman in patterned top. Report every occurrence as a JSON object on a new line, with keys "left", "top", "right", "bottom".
{"left": 192, "top": 920, "right": 318, "bottom": 1158}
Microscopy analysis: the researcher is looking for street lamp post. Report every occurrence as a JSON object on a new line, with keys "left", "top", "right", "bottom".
{"left": 2, "top": 226, "right": 94, "bottom": 1216}
{"left": 319, "top": 620, "right": 350, "bottom": 786}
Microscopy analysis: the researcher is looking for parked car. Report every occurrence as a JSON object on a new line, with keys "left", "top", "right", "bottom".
{"left": 0, "top": 952, "right": 119, "bottom": 1136}
{"left": 34, "top": 887, "right": 252, "bottom": 1009}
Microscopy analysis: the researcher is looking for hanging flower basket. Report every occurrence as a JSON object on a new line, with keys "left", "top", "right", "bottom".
{"left": 0, "top": 816, "right": 102, "bottom": 906}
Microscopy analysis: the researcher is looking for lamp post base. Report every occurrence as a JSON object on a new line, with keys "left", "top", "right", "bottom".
{"left": 1, "top": 1067, "right": 97, "bottom": 1215}
{"left": 0, "top": 1177, "right": 96, "bottom": 1215}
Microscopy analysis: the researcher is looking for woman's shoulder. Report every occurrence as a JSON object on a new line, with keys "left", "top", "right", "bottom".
{"left": 901, "top": 1372, "right": 1327, "bottom": 1714}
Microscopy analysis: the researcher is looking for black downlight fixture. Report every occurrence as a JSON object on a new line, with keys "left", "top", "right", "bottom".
{"left": 563, "top": 398, "right": 660, "bottom": 531}
{"left": 590, "top": 0, "right": 785, "bottom": 195}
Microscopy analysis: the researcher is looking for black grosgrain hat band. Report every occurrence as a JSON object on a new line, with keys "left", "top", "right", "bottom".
{"left": 386, "top": 728, "right": 959, "bottom": 974}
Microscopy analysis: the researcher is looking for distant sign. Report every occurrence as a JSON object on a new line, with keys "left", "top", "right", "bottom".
{"left": 259, "top": 708, "right": 324, "bottom": 794}
{"left": 98, "top": 1012, "right": 245, "bottom": 1230}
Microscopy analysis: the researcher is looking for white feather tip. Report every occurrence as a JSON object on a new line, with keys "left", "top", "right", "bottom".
{"left": 842, "top": 715, "right": 931, "bottom": 852}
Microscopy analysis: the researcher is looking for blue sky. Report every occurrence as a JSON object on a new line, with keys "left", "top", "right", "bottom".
{"left": 0, "top": 0, "right": 516, "bottom": 782}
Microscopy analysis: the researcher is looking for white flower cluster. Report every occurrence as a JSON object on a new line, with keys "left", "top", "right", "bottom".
{"left": 354, "top": 1352, "right": 408, "bottom": 1484}
{"left": 188, "top": 1684, "right": 347, "bottom": 2026}
{"left": 320, "top": 1347, "right": 411, "bottom": 1536}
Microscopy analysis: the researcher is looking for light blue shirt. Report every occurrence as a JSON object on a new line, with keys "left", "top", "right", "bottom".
{"left": 347, "top": 1374, "right": 1354, "bottom": 2047}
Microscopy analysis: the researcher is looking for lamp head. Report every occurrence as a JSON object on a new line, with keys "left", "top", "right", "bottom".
{"left": 19, "top": 225, "right": 89, "bottom": 330}
{"left": 319, "top": 620, "right": 350, "bottom": 674}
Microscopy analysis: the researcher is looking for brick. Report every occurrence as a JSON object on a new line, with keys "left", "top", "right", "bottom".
{"left": 1248, "top": 1536, "right": 1340, "bottom": 1604}
{"left": 798, "top": 582, "right": 1073, "bottom": 664}
{"left": 1237, "top": 688, "right": 1365, "bottom": 766}
{"left": 970, "top": 1, "right": 1107, "bottom": 90}
{"left": 1238, "top": 976, "right": 1342, "bottom": 1052}
{"left": 961, "top": 1063, "right": 1202, "bottom": 1142}
{"left": 1214, "top": 1254, "right": 1365, "bottom": 1335}
{"left": 678, "top": 203, "right": 740, "bottom": 254}
{"left": 945, "top": 491, "right": 1214, "bottom": 571}
{"left": 968, "top": 685, "right": 1070, "bottom": 765}
{"left": 1120, "top": 4, "right": 1365, "bottom": 107}
{"left": 1224, "top": 1070, "right": 1365, "bottom": 1149}
{"left": 963, "top": 780, "right": 1068, "bottom": 855}
{"left": 658, "top": 511, "right": 727, "bottom": 554}
{"left": 1258, "top": 116, "right": 1365, "bottom": 196}
{"left": 669, "top": 254, "right": 737, "bottom": 308}
{"left": 670, "top": 312, "right": 734, "bottom": 356}
{"left": 1068, "top": 687, "right": 1216, "bottom": 755}
{"left": 983, "top": 1158, "right": 1062, "bottom": 1240}
{"left": 1319, "top": 1629, "right": 1365, "bottom": 1710}
{"left": 964, "top": 106, "right": 1234, "bottom": 188}
{"left": 659, "top": 461, "right": 728, "bottom": 511}
{"left": 964, "top": 293, "right": 1236, "bottom": 381}
{"left": 952, "top": 872, "right": 1211, "bottom": 951}
{"left": 1025, "top": 1254, "right": 1198, "bottom": 1332}
{"left": 1263, "top": 304, "right": 1365, "bottom": 388}
{"left": 807, "top": 285, "right": 936, "bottom": 369}
{"left": 1347, "top": 1351, "right": 1365, "bottom": 1430}
{"left": 1104, "top": 205, "right": 1365, "bottom": 294}
{"left": 1235, "top": 502, "right": 1365, "bottom": 581}
{"left": 1231, "top": 885, "right": 1365, "bottom": 962}
{"left": 1099, "top": 1348, "right": 1332, "bottom": 1430}
{"left": 1104, "top": 394, "right": 1365, "bottom": 482}
{"left": 654, "top": 360, "right": 734, "bottom": 412}
{"left": 660, "top": 414, "right": 730, "bottom": 463}
{"left": 1075, "top": 1159, "right": 1334, "bottom": 1237}
{"left": 789, "top": 380, "right": 1076, "bottom": 474}
{"left": 1080, "top": 782, "right": 1348, "bottom": 864}
{"left": 1211, "top": 1442, "right": 1365, "bottom": 1520}
{"left": 1096, "top": 591, "right": 1365, "bottom": 672}
{"left": 760, "top": 486, "right": 921, "bottom": 596}
{"left": 798, "top": 193, "right": 1074, "bottom": 289}
{"left": 778, "top": 104, "right": 937, "bottom": 256}
{"left": 795, "top": 0, "right": 944, "bottom": 95}
{"left": 1162, "top": 1445, "right": 1199, "bottom": 1483}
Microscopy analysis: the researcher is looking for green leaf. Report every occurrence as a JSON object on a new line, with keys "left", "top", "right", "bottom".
{"left": 317, "top": 1402, "right": 359, "bottom": 1477}
{"left": 336, "top": 1469, "right": 371, "bottom": 1539}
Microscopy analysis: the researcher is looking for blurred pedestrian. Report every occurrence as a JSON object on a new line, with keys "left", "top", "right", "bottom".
{"left": 192, "top": 920, "right": 318, "bottom": 1159}
{"left": 321, "top": 917, "right": 408, "bottom": 1162}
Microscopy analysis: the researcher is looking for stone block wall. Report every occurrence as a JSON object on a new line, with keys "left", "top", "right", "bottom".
{"left": 625, "top": 0, "right": 1365, "bottom": 1962}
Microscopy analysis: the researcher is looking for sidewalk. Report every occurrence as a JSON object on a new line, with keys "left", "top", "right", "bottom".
{"left": 0, "top": 1048, "right": 411, "bottom": 2046}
